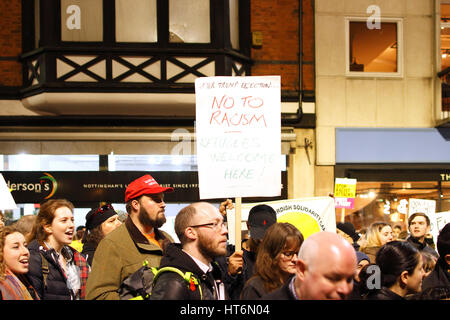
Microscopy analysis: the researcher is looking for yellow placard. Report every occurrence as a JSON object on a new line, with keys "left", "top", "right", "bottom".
{"left": 334, "top": 178, "right": 357, "bottom": 198}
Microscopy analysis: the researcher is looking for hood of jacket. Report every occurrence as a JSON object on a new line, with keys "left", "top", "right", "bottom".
{"left": 159, "top": 243, "right": 222, "bottom": 281}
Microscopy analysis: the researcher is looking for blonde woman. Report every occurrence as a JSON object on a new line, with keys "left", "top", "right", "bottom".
{"left": 360, "top": 222, "right": 394, "bottom": 263}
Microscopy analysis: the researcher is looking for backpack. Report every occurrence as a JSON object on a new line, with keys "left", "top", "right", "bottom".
{"left": 118, "top": 260, "right": 203, "bottom": 300}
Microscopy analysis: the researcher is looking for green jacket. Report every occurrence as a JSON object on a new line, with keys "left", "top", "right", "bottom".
{"left": 85, "top": 217, "right": 173, "bottom": 300}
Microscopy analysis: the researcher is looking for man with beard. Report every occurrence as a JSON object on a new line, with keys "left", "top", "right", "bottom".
{"left": 85, "top": 174, "right": 174, "bottom": 300}
{"left": 150, "top": 202, "right": 228, "bottom": 300}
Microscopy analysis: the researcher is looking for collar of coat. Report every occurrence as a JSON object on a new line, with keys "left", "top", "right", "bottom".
{"left": 125, "top": 217, "right": 170, "bottom": 252}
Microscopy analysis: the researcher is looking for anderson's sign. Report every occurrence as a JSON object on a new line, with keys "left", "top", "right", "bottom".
{"left": 2, "top": 171, "right": 287, "bottom": 204}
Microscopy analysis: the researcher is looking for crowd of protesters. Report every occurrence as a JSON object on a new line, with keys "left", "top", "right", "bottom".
{"left": 0, "top": 174, "right": 449, "bottom": 301}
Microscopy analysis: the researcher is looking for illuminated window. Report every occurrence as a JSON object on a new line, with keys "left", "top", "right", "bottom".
{"left": 346, "top": 18, "right": 403, "bottom": 77}
{"left": 116, "top": 0, "right": 157, "bottom": 43}
{"left": 169, "top": 0, "right": 210, "bottom": 43}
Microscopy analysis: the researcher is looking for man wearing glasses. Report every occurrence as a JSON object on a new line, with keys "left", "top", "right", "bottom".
{"left": 86, "top": 174, "right": 174, "bottom": 300}
{"left": 150, "top": 202, "right": 228, "bottom": 300}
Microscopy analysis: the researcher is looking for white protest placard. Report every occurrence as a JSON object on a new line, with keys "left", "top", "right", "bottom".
{"left": 408, "top": 198, "right": 438, "bottom": 245}
{"left": 0, "top": 173, "right": 17, "bottom": 210}
{"left": 226, "top": 197, "right": 336, "bottom": 245}
{"left": 435, "top": 211, "right": 450, "bottom": 232}
{"left": 195, "top": 76, "right": 281, "bottom": 199}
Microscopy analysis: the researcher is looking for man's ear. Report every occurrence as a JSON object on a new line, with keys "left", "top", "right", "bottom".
{"left": 184, "top": 227, "right": 197, "bottom": 241}
{"left": 131, "top": 199, "right": 140, "bottom": 211}
{"left": 296, "top": 258, "right": 307, "bottom": 281}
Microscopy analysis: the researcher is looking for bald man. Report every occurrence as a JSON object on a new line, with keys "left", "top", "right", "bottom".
{"left": 262, "top": 231, "right": 357, "bottom": 300}
{"left": 150, "top": 202, "right": 229, "bottom": 300}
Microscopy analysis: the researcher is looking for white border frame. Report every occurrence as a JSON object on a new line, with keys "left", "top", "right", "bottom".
{"left": 345, "top": 17, "right": 404, "bottom": 78}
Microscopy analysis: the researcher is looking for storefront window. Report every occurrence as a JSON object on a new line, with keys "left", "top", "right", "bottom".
{"left": 347, "top": 180, "right": 450, "bottom": 233}
{"left": 0, "top": 154, "right": 99, "bottom": 171}
{"left": 108, "top": 154, "right": 287, "bottom": 171}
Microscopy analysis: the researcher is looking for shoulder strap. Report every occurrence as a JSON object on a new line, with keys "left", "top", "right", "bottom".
{"left": 39, "top": 252, "right": 50, "bottom": 289}
{"left": 151, "top": 266, "right": 203, "bottom": 300}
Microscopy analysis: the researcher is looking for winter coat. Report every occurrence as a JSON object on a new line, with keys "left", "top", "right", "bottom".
{"left": 150, "top": 243, "right": 225, "bottom": 300}
{"left": 365, "top": 286, "right": 404, "bottom": 300}
{"left": 406, "top": 236, "right": 439, "bottom": 259}
{"left": 240, "top": 276, "right": 268, "bottom": 300}
{"left": 222, "top": 248, "right": 256, "bottom": 300}
{"left": 26, "top": 240, "right": 89, "bottom": 300}
{"left": 85, "top": 217, "right": 173, "bottom": 300}
{"left": 422, "top": 257, "right": 450, "bottom": 290}
{"left": 360, "top": 246, "right": 380, "bottom": 264}
{"left": 261, "top": 276, "right": 296, "bottom": 300}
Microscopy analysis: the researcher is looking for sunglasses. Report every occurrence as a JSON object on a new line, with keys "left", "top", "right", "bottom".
{"left": 93, "top": 203, "right": 114, "bottom": 216}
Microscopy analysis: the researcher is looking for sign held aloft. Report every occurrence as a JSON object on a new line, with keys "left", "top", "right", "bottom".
{"left": 334, "top": 178, "right": 357, "bottom": 209}
{"left": 195, "top": 76, "right": 282, "bottom": 200}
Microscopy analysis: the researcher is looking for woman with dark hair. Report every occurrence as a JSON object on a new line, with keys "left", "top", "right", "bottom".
{"left": 240, "top": 222, "right": 304, "bottom": 300}
{"left": 366, "top": 240, "right": 425, "bottom": 300}
{"left": 81, "top": 203, "right": 122, "bottom": 266}
{"left": 26, "top": 199, "right": 89, "bottom": 300}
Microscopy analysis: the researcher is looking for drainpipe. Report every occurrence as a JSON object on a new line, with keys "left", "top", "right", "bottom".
{"left": 283, "top": 0, "right": 304, "bottom": 125}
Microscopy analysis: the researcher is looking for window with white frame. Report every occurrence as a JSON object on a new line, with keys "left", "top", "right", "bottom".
{"left": 345, "top": 17, "right": 403, "bottom": 77}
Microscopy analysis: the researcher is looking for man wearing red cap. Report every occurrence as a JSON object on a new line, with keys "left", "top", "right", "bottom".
{"left": 86, "top": 174, "right": 174, "bottom": 300}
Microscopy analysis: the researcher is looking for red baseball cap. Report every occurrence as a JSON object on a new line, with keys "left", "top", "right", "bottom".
{"left": 125, "top": 174, "right": 174, "bottom": 202}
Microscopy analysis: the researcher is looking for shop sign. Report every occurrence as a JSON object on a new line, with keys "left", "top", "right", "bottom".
{"left": 441, "top": 172, "right": 450, "bottom": 181}
{"left": 1, "top": 171, "right": 287, "bottom": 204}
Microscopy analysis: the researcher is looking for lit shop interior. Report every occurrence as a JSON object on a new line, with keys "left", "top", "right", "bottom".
{"left": 341, "top": 178, "right": 450, "bottom": 233}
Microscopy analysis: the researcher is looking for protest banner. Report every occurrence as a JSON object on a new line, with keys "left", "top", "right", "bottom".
{"left": 195, "top": 76, "right": 281, "bottom": 250}
{"left": 226, "top": 197, "right": 336, "bottom": 245}
{"left": 408, "top": 198, "right": 438, "bottom": 245}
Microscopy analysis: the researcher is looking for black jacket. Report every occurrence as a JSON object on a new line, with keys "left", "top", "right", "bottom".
{"left": 406, "top": 236, "right": 439, "bottom": 258}
{"left": 422, "top": 257, "right": 450, "bottom": 290}
{"left": 365, "top": 287, "right": 404, "bottom": 300}
{"left": 26, "top": 240, "right": 71, "bottom": 300}
{"left": 80, "top": 241, "right": 97, "bottom": 267}
{"left": 240, "top": 276, "right": 268, "bottom": 300}
{"left": 222, "top": 248, "right": 257, "bottom": 300}
{"left": 149, "top": 243, "right": 225, "bottom": 300}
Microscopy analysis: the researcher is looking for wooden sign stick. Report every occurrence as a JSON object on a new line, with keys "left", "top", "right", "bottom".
{"left": 235, "top": 197, "right": 242, "bottom": 252}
